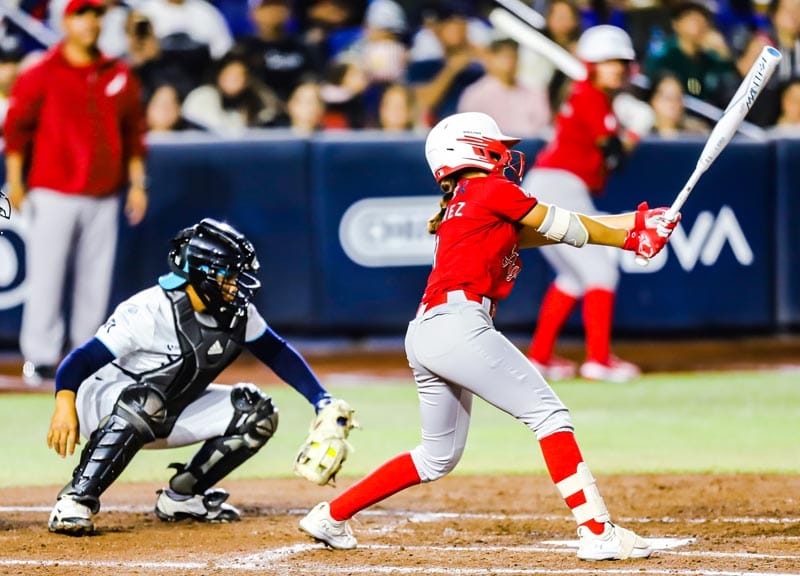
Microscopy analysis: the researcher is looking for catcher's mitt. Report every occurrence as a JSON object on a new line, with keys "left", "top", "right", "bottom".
{"left": 294, "top": 399, "right": 359, "bottom": 486}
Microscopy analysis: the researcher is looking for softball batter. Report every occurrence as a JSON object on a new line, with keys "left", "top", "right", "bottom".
{"left": 46, "top": 219, "right": 345, "bottom": 535}
{"left": 522, "top": 25, "right": 653, "bottom": 383}
{"left": 299, "top": 111, "right": 677, "bottom": 561}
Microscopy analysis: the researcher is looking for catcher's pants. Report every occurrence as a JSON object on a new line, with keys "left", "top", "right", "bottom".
{"left": 76, "top": 379, "right": 236, "bottom": 448}
{"left": 20, "top": 188, "right": 119, "bottom": 366}
{"left": 522, "top": 168, "right": 619, "bottom": 295}
{"left": 405, "top": 292, "right": 573, "bottom": 482}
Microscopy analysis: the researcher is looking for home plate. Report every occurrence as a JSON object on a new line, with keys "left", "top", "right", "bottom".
{"left": 541, "top": 537, "right": 696, "bottom": 550}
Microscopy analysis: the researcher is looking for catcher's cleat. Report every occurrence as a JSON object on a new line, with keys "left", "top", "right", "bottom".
{"left": 154, "top": 488, "right": 240, "bottom": 523}
{"left": 299, "top": 502, "right": 357, "bottom": 550}
{"left": 577, "top": 522, "right": 652, "bottom": 561}
{"left": 579, "top": 356, "right": 641, "bottom": 383}
{"left": 528, "top": 356, "right": 577, "bottom": 381}
{"left": 48, "top": 496, "right": 94, "bottom": 535}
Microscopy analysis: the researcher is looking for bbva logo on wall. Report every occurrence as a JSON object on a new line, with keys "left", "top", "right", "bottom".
{"left": 0, "top": 217, "right": 27, "bottom": 310}
{"left": 339, "top": 198, "right": 754, "bottom": 272}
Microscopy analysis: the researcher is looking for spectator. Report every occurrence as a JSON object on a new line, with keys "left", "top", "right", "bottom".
{"left": 283, "top": 80, "right": 326, "bottom": 133}
{"left": 619, "top": 0, "right": 673, "bottom": 59}
{"left": 298, "top": 0, "right": 369, "bottom": 65}
{"left": 360, "top": 0, "right": 409, "bottom": 84}
{"left": 124, "top": 11, "right": 198, "bottom": 103}
{"left": 518, "top": 0, "right": 582, "bottom": 110}
{"left": 645, "top": 1, "right": 740, "bottom": 108}
{"left": 770, "top": 77, "right": 800, "bottom": 135}
{"left": 377, "top": 82, "right": 420, "bottom": 130}
{"left": 648, "top": 73, "right": 710, "bottom": 137}
{"left": 320, "top": 59, "right": 369, "bottom": 128}
{"left": 4, "top": 0, "right": 147, "bottom": 386}
{"left": 146, "top": 83, "right": 203, "bottom": 132}
{"left": 408, "top": 1, "right": 485, "bottom": 125}
{"left": 182, "top": 50, "right": 281, "bottom": 134}
{"left": 0, "top": 36, "right": 24, "bottom": 132}
{"left": 137, "top": 0, "right": 233, "bottom": 60}
{"left": 457, "top": 38, "right": 550, "bottom": 136}
{"left": 239, "top": 0, "right": 320, "bottom": 103}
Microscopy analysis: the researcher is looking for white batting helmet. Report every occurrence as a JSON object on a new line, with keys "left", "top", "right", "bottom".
{"left": 576, "top": 25, "right": 635, "bottom": 63}
{"left": 425, "top": 112, "right": 522, "bottom": 183}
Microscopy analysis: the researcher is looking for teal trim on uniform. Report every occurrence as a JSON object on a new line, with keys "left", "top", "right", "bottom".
{"left": 158, "top": 272, "right": 188, "bottom": 290}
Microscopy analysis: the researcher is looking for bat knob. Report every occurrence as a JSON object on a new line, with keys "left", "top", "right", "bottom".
{"left": 634, "top": 255, "right": 650, "bottom": 267}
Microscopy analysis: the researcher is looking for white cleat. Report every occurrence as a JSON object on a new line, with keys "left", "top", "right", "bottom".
{"left": 299, "top": 502, "right": 357, "bottom": 550}
{"left": 155, "top": 488, "right": 240, "bottom": 523}
{"left": 579, "top": 356, "right": 641, "bottom": 383}
{"left": 48, "top": 496, "right": 94, "bottom": 535}
{"left": 577, "top": 522, "right": 652, "bottom": 560}
{"left": 528, "top": 356, "right": 577, "bottom": 381}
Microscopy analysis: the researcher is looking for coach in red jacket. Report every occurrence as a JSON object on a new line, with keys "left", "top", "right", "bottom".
{"left": 4, "top": 0, "right": 147, "bottom": 385}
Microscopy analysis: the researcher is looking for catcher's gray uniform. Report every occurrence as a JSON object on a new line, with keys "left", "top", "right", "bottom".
{"left": 76, "top": 286, "right": 268, "bottom": 446}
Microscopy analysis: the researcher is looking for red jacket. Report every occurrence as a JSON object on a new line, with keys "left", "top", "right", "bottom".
{"left": 534, "top": 80, "right": 618, "bottom": 193}
{"left": 4, "top": 45, "right": 146, "bottom": 196}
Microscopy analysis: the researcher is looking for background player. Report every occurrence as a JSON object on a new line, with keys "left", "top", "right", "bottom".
{"left": 299, "top": 111, "right": 677, "bottom": 561}
{"left": 46, "top": 218, "right": 352, "bottom": 535}
{"left": 522, "top": 25, "right": 654, "bottom": 383}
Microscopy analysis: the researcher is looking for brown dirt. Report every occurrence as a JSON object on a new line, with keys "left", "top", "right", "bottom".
{"left": 0, "top": 474, "right": 799, "bottom": 575}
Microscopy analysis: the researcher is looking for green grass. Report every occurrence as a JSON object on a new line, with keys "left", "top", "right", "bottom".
{"left": 3, "top": 370, "right": 799, "bottom": 488}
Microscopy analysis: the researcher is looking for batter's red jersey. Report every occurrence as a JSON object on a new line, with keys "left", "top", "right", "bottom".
{"left": 4, "top": 45, "right": 146, "bottom": 197}
{"left": 534, "top": 79, "right": 618, "bottom": 193}
{"left": 423, "top": 174, "right": 537, "bottom": 303}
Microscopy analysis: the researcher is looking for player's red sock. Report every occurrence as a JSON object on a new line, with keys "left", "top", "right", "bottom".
{"left": 539, "top": 431, "right": 607, "bottom": 535}
{"left": 583, "top": 289, "right": 615, "bottom": 364}
{"left": 329, "top": 452, "right": 421, "bottom": 521}
{"left": 529, "top": 285, "right": 578, "bottom": 363}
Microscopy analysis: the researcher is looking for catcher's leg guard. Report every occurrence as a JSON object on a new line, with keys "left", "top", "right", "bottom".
{"left": 168, "top": 383, "right": 278, "bottom": 495}
{"left": 59, "top": 384, "right": 167, "bottom": 513}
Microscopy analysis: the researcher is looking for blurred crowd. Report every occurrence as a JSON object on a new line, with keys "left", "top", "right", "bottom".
{"left": 1, "top": 0, "right": 799, "bottom": 138}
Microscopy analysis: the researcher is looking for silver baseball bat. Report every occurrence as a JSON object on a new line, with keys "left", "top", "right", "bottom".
{"left": 664, "top": 46, "right": 781, "bottom": 221}
{"left": 633, "top": 45, "right": 781, "bottom": 265}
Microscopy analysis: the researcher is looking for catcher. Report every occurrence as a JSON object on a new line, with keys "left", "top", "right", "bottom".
{"left": 46, "top": 218, "right": 358, "bottom": 535}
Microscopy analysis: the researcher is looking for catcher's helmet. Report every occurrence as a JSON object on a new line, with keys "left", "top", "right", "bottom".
{"left": 167, "top": 218, "right": 260, "bottom": 328}
{"left": 424, "top": 112, "right": 525, "bottom": 183}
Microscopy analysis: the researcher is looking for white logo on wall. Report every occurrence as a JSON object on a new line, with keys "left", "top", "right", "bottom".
{"left": 339, "top": 196, "right": 437, "bottom": 267}
{"left": 620, "top": 205, "right": 753, "bottom": 273}
{"left": 340, "top": 199, "right": 752, "bottom": 273}
{"left": 0, "top": 216, "right": 28, "bottom": 309}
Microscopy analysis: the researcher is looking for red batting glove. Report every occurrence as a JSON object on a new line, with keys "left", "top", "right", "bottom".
{"left": 623, "top": 227, "right": 667, "bottom": 259}
{"left": 633, "top": 201, "right": 681, "bottom": 238}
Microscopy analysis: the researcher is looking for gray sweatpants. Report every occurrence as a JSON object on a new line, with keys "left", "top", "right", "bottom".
{"left": 522, "top": 169, "right": 620, "bottom": 295}
{"left": 406, "top": 293, "right": 573, "bottom": 482}
{"left": 20, "top": 189, "right": 119, "bottom": 365}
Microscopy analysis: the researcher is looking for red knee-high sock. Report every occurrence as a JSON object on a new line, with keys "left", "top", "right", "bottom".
{"left": 539, "top": 431, "right": 606, "bottom": 535}
{"left": 583, "top": 289, "right": 615, "bottom": 364}
{"left": 529, "top": 285, "right": 579, "bottom": 363}
{"left": 329, "top": 453, "right": 421, "bottom": 521}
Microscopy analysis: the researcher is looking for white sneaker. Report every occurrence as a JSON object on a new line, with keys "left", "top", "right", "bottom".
{"left": 579, "top": 356, "right": 641, "bottom": 383}
{"left": 528, "top": 356, "right": 577, "bottom": 381}
{"left": 299, "top": 502, "right": 357, "bottom": 550}
{"left": 48, "top": 496, "right": 94, "bottom": 535}
{"left": 577, "top": 522, "right": 652, "bottom": 560}
{"left": 154, "top": 488, "right": 240, "bottom": 523}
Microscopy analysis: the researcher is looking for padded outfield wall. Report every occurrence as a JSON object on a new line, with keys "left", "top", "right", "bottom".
{"left": 0, "top": 132, "right": 795, "bottom": 342}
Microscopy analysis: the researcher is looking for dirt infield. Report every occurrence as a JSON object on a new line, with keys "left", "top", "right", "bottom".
{"left": 1, "top": 474, "right": 798, "bottom": 575}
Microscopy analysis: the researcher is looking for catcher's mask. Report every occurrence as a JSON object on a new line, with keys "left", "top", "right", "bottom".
{"left": 167, "top": 218, "right": 260, "bottom": 328}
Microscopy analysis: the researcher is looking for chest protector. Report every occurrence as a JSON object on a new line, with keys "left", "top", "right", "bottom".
{"left": 129, "top": 289, "right": 245, "bottom": 423}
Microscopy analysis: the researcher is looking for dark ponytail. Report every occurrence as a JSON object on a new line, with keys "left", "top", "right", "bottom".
{"left": 427, "top": 176, "right": 457, "bottom": 234}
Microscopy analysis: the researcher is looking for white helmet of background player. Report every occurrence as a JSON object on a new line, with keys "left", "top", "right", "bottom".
{"left": 576, "top": 25, "right": 635, "bottom": 63}
{"left": 425, "top": 112, "right": 526, "bottom": 183}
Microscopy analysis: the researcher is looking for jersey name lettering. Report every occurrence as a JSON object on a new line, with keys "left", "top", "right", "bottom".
{"left": 443, "top": 202, "right": 466, "bottom": 222}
